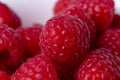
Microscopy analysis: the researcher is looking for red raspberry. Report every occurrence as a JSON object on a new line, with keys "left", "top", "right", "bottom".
{"left": 54, "top": 0, "right": 72, "bottom": 14}
{"left": 0, "top": 24, "right": 24, "bottom": 73}
{"left": 97, "top": 28, "right": 120, "bottom": 56}
{"left": 11, "top": 54, "right": 59, "bottom": 80}
{"left": 110, "top": 14, "right": 120, "bottom": 28}
{"left": 40, "top": 14, "right": 90, "bottom": 79}
{"left": 62, "top": 5, "right": 96, "bottom": 48}
{"left": 0, "top": 71, "right": 10, "bottom": 80}
{"left": 16, "top": 24, "right": 42, "bottom": 57}
{"left": 76, "top": 48, "right": 120, "bottom": 80}
{"left": 54, "top": 0, "right": 114, "bottom": 32}
{"left": 72, "top": 0, "right": 114, "bottom": 32}
{"left": 0, "top": 2, "right": 21, "bottom": 29}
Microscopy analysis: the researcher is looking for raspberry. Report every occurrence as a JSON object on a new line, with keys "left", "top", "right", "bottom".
{"left": 76, "top": 48, "right": 120, "bottom": 80}
{"left": 0, "top": 2, "right": 21, "bottom": 29}
{"left": 97, "top": 28, "right": 120, "bottom": 56}
{"left": 0, "top": 24, "right": 24, "bottom": 73}
{"left": 62, "top": 5, "right": 96, "bottom": 48}
{"left": 72, "top": 0, "right": 114, "bottom": 32}
{"left": 40, "top": 14, "right": 90, "bottom": 79}
{"left": 11, "top": 54, "right": 59, "bottom": 80}
{"left": 16, "top": 24, "right": 42, "bottom": 57}
{"left": 54, "top": 0, "right": 114, "bottom": 32}
{"left": 54, "top": 0, "right": 72, "bottom": 14}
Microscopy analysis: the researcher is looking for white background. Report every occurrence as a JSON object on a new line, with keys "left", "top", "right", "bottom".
{"left": 0, "top": 0, "right": 120, "bottom": 26}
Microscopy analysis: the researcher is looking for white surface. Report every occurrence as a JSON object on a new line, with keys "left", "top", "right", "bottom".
{"left": 114, "top": 0, "right": 120, "bottom": 14}
{"left": 0, "top": 0, "right": 120, "bottom": 26}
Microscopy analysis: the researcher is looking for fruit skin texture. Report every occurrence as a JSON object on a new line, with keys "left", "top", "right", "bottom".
{"left": 0, "top": 2, "right": 21, "bottom": 29}
{"left": 76, "top": 48, "right": 120, "bottom": 80}
{"left": 54, "top": 0, "right": 72, "bottom": 14}
{"left": 16, "top": 24, "right": 42, "bottom": 57}
{"left": 11, "top": 53, "right": 59, "bottom": 80}
{"left": 71, "top": 0, "right": 114, "bottom": 32}
{"left": 0, "top": 71, "right": 10, "bottom": 80}
{"left": 110, "top": 14, "right": 120, "bottom": 28}
{"left": 40, "top": 14, "right": 90, "bottom": 79}
{"left": 97, "top": 28, "right": 120, "bottom": 56}
{"left": 62, "top": 5, "right": 96, "bottom": 48}
{"left": 0, "top": 24, "right": 24, "bottom": 73}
